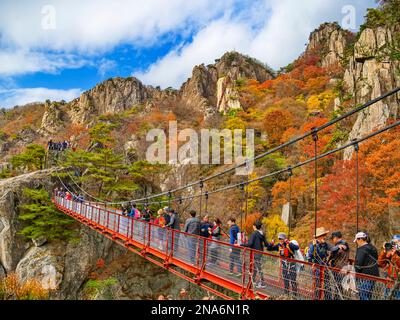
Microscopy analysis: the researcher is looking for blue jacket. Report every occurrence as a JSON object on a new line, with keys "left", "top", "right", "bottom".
{"left": 229, "top": 224, "right": 240, "bottom": 245}
{"left": 307, "top": 241, "right": 330, "bottom": 265}
{"left": 200, "top": 221, "right": 213, "bottom": 237}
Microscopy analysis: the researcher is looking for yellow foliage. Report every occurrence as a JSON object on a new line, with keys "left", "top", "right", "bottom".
{"left": 243, "top": 173, "right": 267, "bottom": 213}
{"left": 262, "top": 214, "right": 288, "bottom": 240}
{"left": 306, "top": 90, "right": 335, "bottom": 113}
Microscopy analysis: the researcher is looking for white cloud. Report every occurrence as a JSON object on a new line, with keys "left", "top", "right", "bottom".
{"left": 134, "top": 0, "right": 377, "bottom": 88}
{"left": 0, "top": 0, "right": 235, "bottom": 77}
{"left": 0, "top": 0, "right": 233, "bottom": 52}
{"left": 0, "top": 88, "right": 82, "bottom": 108}
{"left": 97, "top": 59, "right": 117, "bottom": 77}
{"left": 135, "top": 19, "right": 254, "bottom": 88}
{"left": 0, "top": 50, "right": 88, "bottom": 76}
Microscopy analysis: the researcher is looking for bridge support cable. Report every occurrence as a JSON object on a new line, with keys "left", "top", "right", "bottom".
{"left": 199, "top": 179, "right": 204, "bottom": 220}
{"left": 287, "top": 166, "right": 293, "bottom": 239}
{"left": 353, "top": 140, "right": 360, "bottom": 232}
{"left": 204, "top": 191, "right": 209, "bottom": 215}
{"left": 312, "top": 128, "right": 318, "bottom": 236}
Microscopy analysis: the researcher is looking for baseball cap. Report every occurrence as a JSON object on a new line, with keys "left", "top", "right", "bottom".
{"left": 353, "top": 232, "right": 367, "bottom": 242}
{"left": 278, "top": 233, "right": 287, "bottom": 240}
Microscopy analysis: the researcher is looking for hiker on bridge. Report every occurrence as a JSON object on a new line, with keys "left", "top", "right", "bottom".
{"left": 354, "top": 231, "right": 379, "bottom": 300}
{"left": 240, "top": 220, "right": 268, "bottom": 289}
{"left": 307, "top": 227, "right": 332, "bottom": 299}
{"left": 208, "top": 218, "right": 222, "bottom": 266}
{"left": 326, "top": 231, "right": 350, "bottom": 300}
{"left": 267, "top": 232, "right": 299, "bottom": 297}
{"left": 166, "top": 209, "right": 180, "bottom": 230}
{"left": 184, "top": 210, "right": 201, "bottom": 265}
{"left": 200, "top": 215, "right": 212, "bottom": 238}
{"left": 378, "top": 236, "right": 400, "bottom": 300}
{"left": 227, "top": 217, "right": 242, "bottom": 277}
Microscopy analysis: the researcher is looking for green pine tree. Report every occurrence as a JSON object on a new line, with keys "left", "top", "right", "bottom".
{"left": 11, "top": 144, "right": 46, "bottom": 172}
{"left": 18, "top": 188, "right": 75, "bottom": 240}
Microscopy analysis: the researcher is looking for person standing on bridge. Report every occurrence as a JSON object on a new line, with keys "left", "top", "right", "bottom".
{"left": 166, "top": 209, "right": 180, "bottom": 253}
{"left": 184, "top": 210, "right": 201, "bottom": 265}
{"left": 307, "top": 227, "right": 332, "bottom": 299}
{"left": 200, "top": 215, "right": 212, "bottom": 238}
{"left": 378, "top": 240, "right": 400, "bottom": 300}
{"left": 227, "top": 217, "right": 242, "bottom": 277}
{"left": 354, "top": 231, "right": 379, "bottom": 300}
{"left": 267, "top": 232, "right": 299, "bottom": 297}
{"left": 208, "top": 218, "right": 222, "bottom": 266}
{"left": 240, "top": 220, "right": 268, "bottom": 289}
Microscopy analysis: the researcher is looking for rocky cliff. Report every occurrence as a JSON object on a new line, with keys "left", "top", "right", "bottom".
{"left": 343, "top": 25, "right": 400, "bottom": 159}
{"left": 68, "top": 77, "right": 153, "bottom": 125}
{"left": 306, "top": 22, "right": 354, "bottom": 68}
{"left": 305, "top": 21, "right": 399, "bottom": 160}
{"left": 0, "top": 169, "right": 204, "bottom": 299}
{"left": 180, "top": 51, "right": 275, "bottom": 115}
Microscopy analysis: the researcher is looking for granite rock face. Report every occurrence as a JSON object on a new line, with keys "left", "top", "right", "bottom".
{"left": 343, "top": 26, "right": 400, "bottom": 159}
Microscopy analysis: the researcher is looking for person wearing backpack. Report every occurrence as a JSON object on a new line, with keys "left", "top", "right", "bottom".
{"left": 267, "top": 232, "right": 300, "bottom": 297}
{"left": 184, "top": 210, "right": 201, "bottom": 265}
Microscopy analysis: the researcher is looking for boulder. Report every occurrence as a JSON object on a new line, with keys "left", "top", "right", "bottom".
{"left": 15, "top": 245, "right": 63, "bottom": 290}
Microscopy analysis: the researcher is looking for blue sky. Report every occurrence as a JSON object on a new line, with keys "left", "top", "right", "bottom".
{"left": 0, "top": 0, "right": 377, "bottom": 108}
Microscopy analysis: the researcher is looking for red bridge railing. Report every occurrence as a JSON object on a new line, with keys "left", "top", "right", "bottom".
{"left": 53, "top": 196, "right": 395, "bottom": 300}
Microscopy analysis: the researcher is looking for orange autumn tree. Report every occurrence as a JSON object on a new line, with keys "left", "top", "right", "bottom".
{"left": 242, "top": 212, "right": 262, "bottom": 234}
{"left": 361, "top": 125, "right": 400, "bottom": 236}
{"left": 318, "top": 158, "right": 368, "bottom": 237}
{"left": 271, "top": 176, "right": 307, "bottom": 209}
{"left": 317, "top": 124, "right": 400, "bottom": 238}
{"left": 263, "top": 109, "right": 294, "bottom": 147}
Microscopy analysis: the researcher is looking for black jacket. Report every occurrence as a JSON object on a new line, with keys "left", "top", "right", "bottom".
{"left": 242, "top": 230, "right": 268, "bottom": 251}
{"left": 355, "top": 243, "right": 379, "bottom": 276}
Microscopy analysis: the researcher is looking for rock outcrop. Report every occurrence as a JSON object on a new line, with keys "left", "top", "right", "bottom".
{"left": 39, "top": 101, "right": 66, "bottom": 136}
{"left": 68, "top": 77, "right": 152, "bottom": 124}
{"left": 343, "top": 25, "right": 400, "bottom": 159}
{"left": 180, "top": 51, "right": 275, "bottom": 115}
{"left": 306, "top": 22, "right": 354, "bottom": 67}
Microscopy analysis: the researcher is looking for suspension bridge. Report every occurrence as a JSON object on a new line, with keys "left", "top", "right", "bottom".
{"left": 52, "top": 87, "right": 400, "bottom": 300}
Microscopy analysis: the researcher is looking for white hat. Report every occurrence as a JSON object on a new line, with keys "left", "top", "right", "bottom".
{"left": 353, "top": 232, "right": 367, "bottom": 242}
